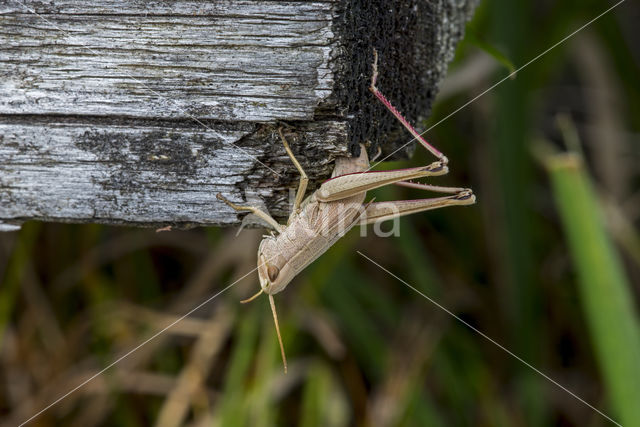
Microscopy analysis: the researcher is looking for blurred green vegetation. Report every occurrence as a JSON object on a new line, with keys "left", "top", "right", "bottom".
{"left": 1, "top": 1, "right": 639, "bottom": 426}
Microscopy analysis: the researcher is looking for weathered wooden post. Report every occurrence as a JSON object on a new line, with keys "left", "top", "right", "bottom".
{"left": 0, "top": 0, "right": 478, "bottom": 231}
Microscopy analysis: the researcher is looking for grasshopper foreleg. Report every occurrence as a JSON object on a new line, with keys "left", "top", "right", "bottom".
{"left": 278, "top": 128, "right": 309, "bottom": 223}
{"left": 216, "top": 193, "right": 283, "bottom": 232}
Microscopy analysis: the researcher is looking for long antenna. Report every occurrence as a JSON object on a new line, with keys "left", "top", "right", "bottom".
{"left": 269, "top": 294, "right": 288, "bottom": 373}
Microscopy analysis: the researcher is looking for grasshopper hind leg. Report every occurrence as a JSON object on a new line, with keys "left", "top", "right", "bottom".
{"left": 369, "top": 49, "right": 447, "bottom": 164}
{"left": 359, "top": 183, "right": 475, "bottom": 226}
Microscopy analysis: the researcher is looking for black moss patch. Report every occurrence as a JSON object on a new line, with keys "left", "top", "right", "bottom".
{"left": 331, "top": 0, "right": 439, "bottom": 160}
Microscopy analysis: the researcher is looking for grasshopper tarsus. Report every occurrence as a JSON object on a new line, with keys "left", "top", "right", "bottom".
{"left": 456, "top": 190, "right": 476, "bottom": 201}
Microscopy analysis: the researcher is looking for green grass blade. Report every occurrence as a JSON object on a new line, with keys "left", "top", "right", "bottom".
{"left": 300, "top": 362, "right": 345, "bottom": 427}
{"left": 464, "top": 30, "right": 516, "bottom": 74}
{"left": 321, "top": 264, "right": 387, "bottom": 379}
{"left": 547, "top": 153, "right": 640, "bottom": 426}
{"left": 0, "top": 222, "right": 41, "bottom": 346}
{"left": 246, "top": 318, "right": 279, "bottom": 427}
{"left": 216, "top": 305, "right": 260, "bottom": 427}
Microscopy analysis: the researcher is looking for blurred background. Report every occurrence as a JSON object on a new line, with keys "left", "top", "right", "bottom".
{"left": 1, "top": 0, "right": 639, "bottom": 426}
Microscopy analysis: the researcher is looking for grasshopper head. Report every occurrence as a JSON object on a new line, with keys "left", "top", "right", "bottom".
{"left": 257, "top": 239, "right": 293, "bottom": 295}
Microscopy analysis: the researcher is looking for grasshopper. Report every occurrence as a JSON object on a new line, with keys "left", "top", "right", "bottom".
{"left": 217, "top": 51, "right": 475, "bottom": 372}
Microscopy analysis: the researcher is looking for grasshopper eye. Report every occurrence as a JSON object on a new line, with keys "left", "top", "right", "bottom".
{"left": 267, "top": 265, "right": 280, "bottom": 282}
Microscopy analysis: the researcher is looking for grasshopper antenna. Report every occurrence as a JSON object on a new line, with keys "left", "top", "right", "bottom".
{"left": 240, "top": 288, "right": 287, "bottom": 372}
{"left": 240, "top": 288, "right": 263, "bottom": 304}
{"left": 269, "top": 294, "right": 288, "bottom": 373}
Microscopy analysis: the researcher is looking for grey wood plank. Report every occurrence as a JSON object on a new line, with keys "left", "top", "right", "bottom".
{"left": 0, "top": 0, "right": 479, "bottom": 230}
{"left": 0, "top": 4, "right": 335, "bottom": 120}
{"left": 0, "top": 117, "right": 349, "bottom": 227}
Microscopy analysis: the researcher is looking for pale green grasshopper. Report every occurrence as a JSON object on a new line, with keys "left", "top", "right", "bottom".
{"left": 217, "top": 51, "right": 475, "bottom": 372}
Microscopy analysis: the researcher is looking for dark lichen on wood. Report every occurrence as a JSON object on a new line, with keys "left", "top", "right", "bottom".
{"left": 0, "top": 0, "right": 478, "bottom": 229}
